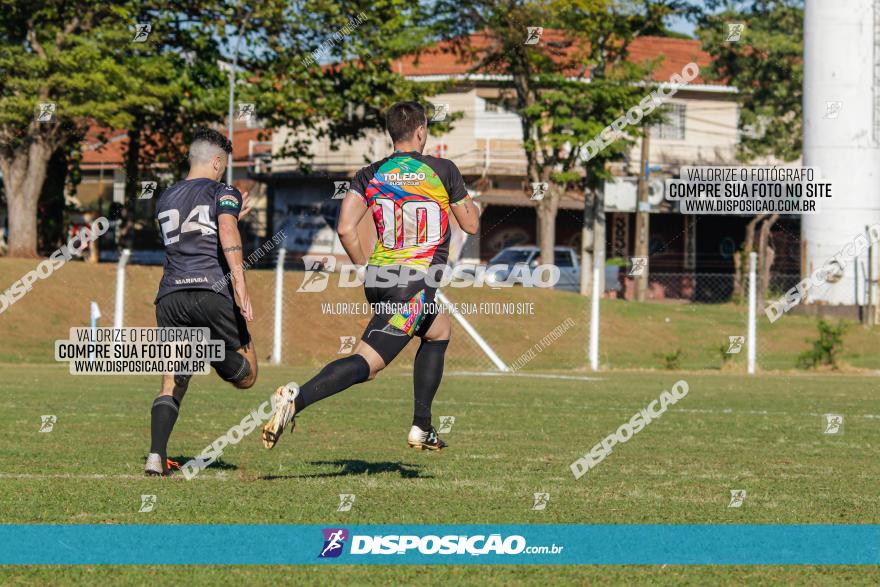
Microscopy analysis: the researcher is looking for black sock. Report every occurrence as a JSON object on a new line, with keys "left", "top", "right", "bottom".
{"left": 295, "top": 354, "right": 371, "bottom": 412}
{"left": 150, "top": 396, "right": 180, "bottom": 461}
{"left": 412, "top": 339, "right": 448, "bottom": 430}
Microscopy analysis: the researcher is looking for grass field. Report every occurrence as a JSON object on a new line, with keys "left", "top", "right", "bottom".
{"left": 1, "top": 363, "right": 878, "bottom": 584}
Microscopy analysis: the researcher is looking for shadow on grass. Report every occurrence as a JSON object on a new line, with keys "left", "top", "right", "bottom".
{"left": 259, "top": 459, "right": 431, "bottom": 480}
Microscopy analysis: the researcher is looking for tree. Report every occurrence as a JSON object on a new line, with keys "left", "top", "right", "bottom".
{"left": 434, "top": 0, "right": 694, "bottom": 266}
{"left": 112, "top": 2, "right": 232, "bottom": 249}
{"left": 0, "top": 1, "right": 448, "bottom": 258}
{"left": 0, "top": 2, "right": 162, "bottom": 257}
{"left": 697, "top": 1, "right": 803, "bottom": 296}
{"left": 696, "top": 0, "right": 804, "bottom": 162}
{"left": 244, "top": 0, "right": 453, "bottom": 169}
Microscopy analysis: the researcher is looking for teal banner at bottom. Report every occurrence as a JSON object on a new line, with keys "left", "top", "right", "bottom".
{"left": 0, "top": 524, "right": 877, "bottom": 565}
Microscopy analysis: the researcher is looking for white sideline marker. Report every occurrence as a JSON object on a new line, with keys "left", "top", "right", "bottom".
{"left": 435, "top": 291, "right": 509, "bottom": 372}
{"left": 113, "top": 248, "right": 131, "bottom": 330}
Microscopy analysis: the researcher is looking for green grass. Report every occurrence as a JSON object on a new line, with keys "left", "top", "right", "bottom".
{"left": 2, "top": 258, "right": 879, "bottom": 583}
{"left": 1, "top": 364, "right": 878, "bottom": 584}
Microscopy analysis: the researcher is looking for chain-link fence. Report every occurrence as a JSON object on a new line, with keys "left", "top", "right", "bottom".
{"left": 619, "top": 272, "right": 801, "bottom": 303}
{"left": 104, "top": 250, "right": 875, "bottom": 374}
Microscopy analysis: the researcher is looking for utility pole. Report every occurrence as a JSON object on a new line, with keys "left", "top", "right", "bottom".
{"left": 579, "top": 190, "right": 595, "bottom": 296}
{"left": 634, "top": 129, "right": 651, "bottom": 302}
{"left": 867, "top": 225, "right": 875, "bottom": 326}
{"left": 579, "top": 186, "right": 606, "bottom": 296}
{"left": 226, "top": 9, "right": 252, "bottom": 185}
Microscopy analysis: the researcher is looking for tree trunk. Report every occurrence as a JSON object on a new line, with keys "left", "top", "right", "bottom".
{"left": 120, "top": 125, "right": 142, "bottom": 250}
{"left": 537, "top": 201, "right": 555, "bottom": 265}
{"left": 733, "top": 252, "right": 742, "bottom": 299}
{"left": 756, "top": 214, "right": 779, "bottom": 308}
{"left": 744, "top": 214, "right": 764, "bottom": 256}
{"left": 536, "top": 187, "right": 559, "bottom": 266}
{"left": 580, "top": 186, "right": 607, "bottom": 295}
{"left": 594, "top": 186, "right": 606, "bottom": 293}
{"left": 0, "top": 140, "right": 53, "bottom": 258}
{"left": 733, "top": 214, "right": 765, "bottom": 299}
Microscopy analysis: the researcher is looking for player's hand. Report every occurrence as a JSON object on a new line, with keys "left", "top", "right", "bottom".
{"left": 237, "top": 288, "right": 254, "bottom": 322}
{"left": 239, "top": 191, "right": 252, "bottom": 220}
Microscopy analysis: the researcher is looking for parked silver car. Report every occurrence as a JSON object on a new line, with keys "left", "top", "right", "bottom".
{"left": 456, "top": 246, "right": 620, "bottom": 292}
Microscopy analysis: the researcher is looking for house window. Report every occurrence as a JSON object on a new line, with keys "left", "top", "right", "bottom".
{"left": 484, "top": 99, "right": 499, "bottom": 113}
{"left": 653, "top": 103, "right": 686, "bottom": 140}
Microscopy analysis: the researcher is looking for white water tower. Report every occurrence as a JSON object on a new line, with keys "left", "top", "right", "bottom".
{"left": 802, "top": 0, "right": 880, "bottom": 305}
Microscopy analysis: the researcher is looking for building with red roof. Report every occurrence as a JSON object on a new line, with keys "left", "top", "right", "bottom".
{"left": 266, "top": 33, "right": 801, "bottom": 299}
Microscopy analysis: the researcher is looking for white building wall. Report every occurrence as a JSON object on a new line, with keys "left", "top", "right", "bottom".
{"left": 802, "top": 0, "right": 880, "bottom": 305}
{"left": 271, "top": 89, "right": 740, "bottom": 183}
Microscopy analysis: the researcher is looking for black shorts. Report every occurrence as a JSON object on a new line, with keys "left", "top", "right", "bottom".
{"left": 155, "top": 289, "right": 251, "bottom": 352}
{"left": 360, "top": 267, "right": 439, "bottom": 364}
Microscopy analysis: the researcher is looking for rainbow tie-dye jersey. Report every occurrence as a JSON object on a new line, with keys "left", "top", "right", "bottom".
{"left": 350, "top": 151, "right": 469, "bottom": 270}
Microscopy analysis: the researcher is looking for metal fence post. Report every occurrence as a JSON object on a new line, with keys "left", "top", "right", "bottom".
{"left": 272, "top": 248, "right": 286, "bottom": 365}
{"left": 113, "top": 249, "right": 131, "bottom": 330}
{"left": 747, "top": 252, "right": 757, "bottom": 375}
{"left": 589, "top": 257, "right": 601, "bottom": 371}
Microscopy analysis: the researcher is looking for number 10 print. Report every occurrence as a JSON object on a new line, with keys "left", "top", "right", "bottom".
{"left": 375, "top": 198, "right": 443, "bottom": 249}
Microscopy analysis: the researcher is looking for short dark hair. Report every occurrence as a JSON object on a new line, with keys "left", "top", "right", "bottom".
{"left": 385, "top": 101, "right": 426, "bottom": 143}
{"left": 191, "top": 128, "right": 232, "bottom": 155}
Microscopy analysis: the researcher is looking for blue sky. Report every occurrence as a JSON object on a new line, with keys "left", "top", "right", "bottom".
{"left": 668, "top": 14, "right": 697, "bottom": 38}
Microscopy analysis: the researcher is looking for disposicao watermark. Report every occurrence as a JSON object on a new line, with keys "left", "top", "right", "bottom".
{"left": 437, "top": 416, "right": 456, "bottom": 434}
{"left": 54, "top": 327, "right": 224, "bottom": 375}
{"left": 509, "top": 318, "right": 576, "bottom": 372}
{"left": 301, "top": 12, "right": 367, "bottom": 67}
{"left": 297, "top": 257, "right": 561, "bottom": 292}
{"left": 139, "top": 494, "right": 157, "bottom": 512}
{"left": 39, "top": 415, "right": 57, "bottom": 433}
{"left": 338, "top": 494, "right": 356, "bottom": 512}
{"left": 765, "top": 224, "right": 880, "bottom": 323}
{"left": 0, "top": 217, "right": 109, "bottom": 315}
{"left": 583, "top": 62, "right": 700, "bottom": 162}
{"left": 182, "top": 398, "right": 276, "bottom": 479}
{"left": 570, "top": 380, "right": 689, "bottom": 479}
{"left": 211, "top": 230, "right": 286, "bottom": 294}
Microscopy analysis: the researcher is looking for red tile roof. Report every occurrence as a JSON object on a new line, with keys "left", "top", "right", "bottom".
{"left": 81, "top": 128, "right": 128, "bottom": 166}
{"left": 82, "top": 34, "right": 717, "bottom": 166}
{"left": 391, "top": 32, "right": 715, "bottom": 85}
{"left": 81, "top": 126, "right": 271, "bottom": 166}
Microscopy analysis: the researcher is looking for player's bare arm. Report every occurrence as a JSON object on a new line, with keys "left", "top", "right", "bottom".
{"left": 219, "top": 214, "right": 253, "bottom": 322}
{"left": 451, "top": 196, "right": 480, "bottom": 235}
{"left": 217, "top": 211, "right": 258, "bottom": 390}
{"left": 337, "top": 191, "right": 370, "bottom": 266}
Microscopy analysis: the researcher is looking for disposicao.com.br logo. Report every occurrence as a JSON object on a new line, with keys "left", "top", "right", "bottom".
{"left": 319, "top": 528, "right": 349, "bottom": 558}
{"left": 318, "top": 528, "right": 563, "bottom": 558}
